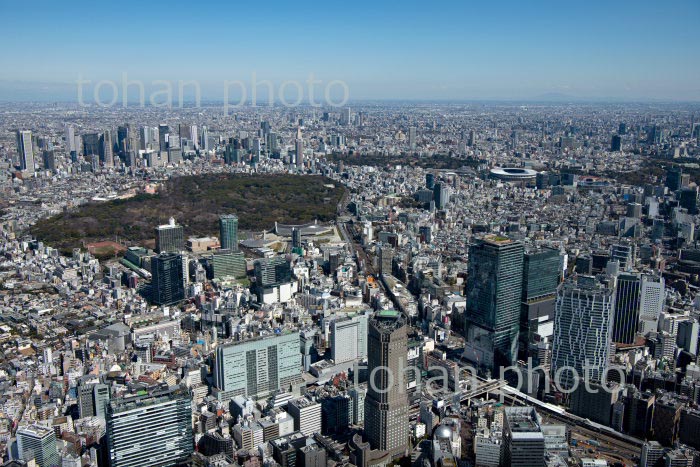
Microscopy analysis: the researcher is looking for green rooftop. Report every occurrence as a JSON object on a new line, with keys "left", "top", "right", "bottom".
{"left": 376, "top": 310, "right": 400, "bottom": 318}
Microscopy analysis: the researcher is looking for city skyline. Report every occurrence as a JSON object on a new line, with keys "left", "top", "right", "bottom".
{"left": 3, "top": 1, "right": 700, "bottom": 464}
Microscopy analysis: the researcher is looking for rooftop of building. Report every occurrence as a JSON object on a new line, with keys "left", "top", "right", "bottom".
{"left": 481, "top": 234, "right": 514, "bottom": 245}
{"left": 17, "top": 423, "right": 54, "bottom": 438}
{"left": 108, "top": 384, "right": 188, "bottom": 413}
{"left": 289, "top": 396, "right": 319, "bottom": 408}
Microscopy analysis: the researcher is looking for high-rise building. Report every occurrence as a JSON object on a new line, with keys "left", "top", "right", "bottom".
{"left": 93, "top": 383, "right": 111, "bottom": 419}
{"left": 224, "top": 139, "right": 241, "bottom": 165}
{"left": 502, "top": 407, "right": 545, "bottom": 467}
{"left": 158, "top": 124, "right": 169, "bottom": 152}
{"left": 378, "top": 245, "right": 394, "bottom": 275}
{"left": 611, "top": 134, "right": 622, "bottom": 152}
{"left": 341, "top": 107, "right": 351, "bottom": 125}
{"left": 291, "top": 227, "right": 302, "bottom": 249}
{"left": 151, "top": 253, "right": 185, "bottom": 305}
{"left": 200, "top": 126, "right": 209, "bottom": 151}
{"left": 65, "top": 125, "right": 76, "bottom": 153}
{"left": 677, "top": 319, "right": 699, "bottom": 355}
{"left": 329, "top": 313, "right": 369, "bottom": 363}
{"left": 16, "top": 424, "right": 60, "bottom": 467}
{"left": 77, "top": 378, "right": 111, "bottom": 419}
{"left": 520, "top": 247, "right": 560, "bottom": 356}
{"left": 42, "top": 150, "right": 56, "bottom": 171}
{"left": 155, "top": 217, "right": 184, "bottom": 253}
{"left": 612, "top": 273, "right": 642, "bottom": 344}
{"left": 639, "top": 274, "right": 665, "bottom": 333}
{"left": 254, "top": 256, "right": 291, "bottom": 287}
{"left": 364, "top": 310, "right": 409, "bottom": 459}
{"left": 219, "top": 214, "right": 239, "bottom": 251}
{"left": 16, "top": 130, "right": 34, "bottom": 173}
{"left": 464, "top": 235, "right": 524, "bottom": 369}
{"left": 349, "top": 385, "right": 367, "bottom": 426}
{"left": 82, "top": 132, "right": 100, "bottom": 156}
{"left": 214, "top": 331, "right": 301, "bottom": 399}
{"left": 295, "top": 139, "right": 304, "bottom": 168}
{"left": 106, "top": 385, "right": 193, "bottom": 467}
{"left": 178, "top": 123, "right": 192, "bottom": 140}
{"left": 100, "top": 129, "right": 114, "bottom": 167}
{"left": 679, "top": 187, "right": 699, "bottom": 214}
{"left": 626, "top": 202, "right": 643, "bottom": 218}
{"left": 666, "top": 167, "right": 684, "bottom": 192}
{"left": 210, "top": 250, "right": 246, "bottom": 280}
{"left": 408, "top": 126, "right": 417, "bottom": 149}
{"left": 167, "top": 146, "right": 182, "bottom": 165}
{"left": 679, "top": 408, "right": 700, "bottom": 450}
{"left": 552, "top": 275, "right": 614, "bottom": 390}
{"left": 117, "top": 124, "right": 131, "bottom": 154}
{"left": 433, "top": 182, "right": 449, "bottom": 210}
{"left": 139, "top": 126, "right": 150, "bottom": 150}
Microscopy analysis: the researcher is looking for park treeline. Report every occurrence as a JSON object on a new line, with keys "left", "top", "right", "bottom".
{"left": 30, "top": 174, "right": 345, "bottom": 252}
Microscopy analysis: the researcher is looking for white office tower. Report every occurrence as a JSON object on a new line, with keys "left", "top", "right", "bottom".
{"left": 342, "top": 107, "right": 351, "bottom": 125}
{"left": 329, "top": 312, "right": 369, "bottom": 363}
{"left": 552, "top": 276, "right": 614, "bottom": 390}
{"left": 16, "top": 130, "right": 34, "bottom": 173}
{"left": 639, "top": 274, "right": 665, "bottom": 335}
{"left": 408, "top": 126, "right": 417, "bottom": 149}
{"left": 16, "top": 424, "right": 60, "bottom": 467}
{"left": 190, "top": 125, "right": 198, "bottom": 149}
{"left": 65, "top": 125, "right": 76, "bottom": 152}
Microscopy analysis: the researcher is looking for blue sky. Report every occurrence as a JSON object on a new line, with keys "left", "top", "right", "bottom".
{"left": 1, "top": 0, "right": 699, "bottom": 101}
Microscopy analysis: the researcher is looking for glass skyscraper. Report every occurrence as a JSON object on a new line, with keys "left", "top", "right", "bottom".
{"left": 219, "top": 214, "right": 239, "bottom": 251}
{"left": 520, "top": 247, "right": 561, "bottom": 358}
{"left": 106, "top": 384, "right": 193, "bottom": 467}
{"left": 464, "top": 235, "right": 524, "bottom": 370}
{"left": 151, "top": 253, "right": 185, "bottom": 305}
{"left": 612, "top": 273, "right": 642, "bottom": 344}
{"left": 15, "top": 130, "right": 34, "bottom": 174}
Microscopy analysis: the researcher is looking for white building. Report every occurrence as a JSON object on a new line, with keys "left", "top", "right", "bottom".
{"left": 287, "top": 397, "right": 322, "bottom": 436}
{"left": 329, "top": 312, "right": 369, "bottom": 363}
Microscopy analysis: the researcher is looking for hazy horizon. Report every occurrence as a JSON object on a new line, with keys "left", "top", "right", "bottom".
{"left": 2, "top": 0, "right": 699, "bottom": 102}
